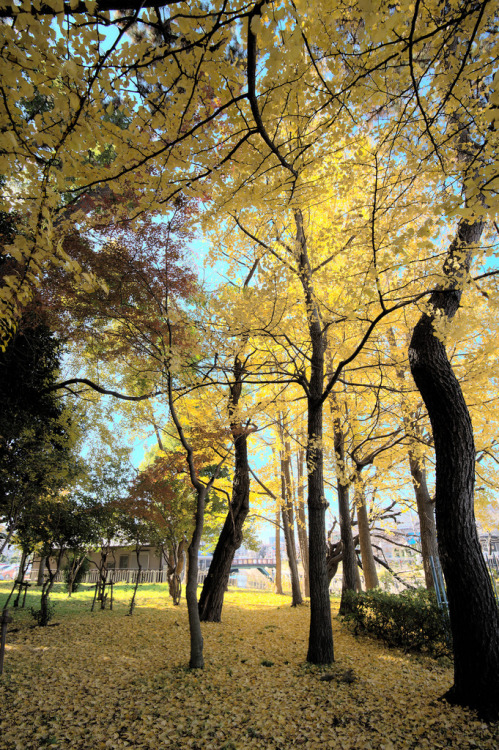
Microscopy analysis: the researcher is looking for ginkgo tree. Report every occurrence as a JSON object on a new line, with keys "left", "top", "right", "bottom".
{"left": 2, "top": 0, "right": 499, "bottom": 720}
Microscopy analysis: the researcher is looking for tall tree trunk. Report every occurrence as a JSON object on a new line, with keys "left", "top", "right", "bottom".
{"left": 128, "top": 546, "right": 143, "bottom": 616}
{"left": 293, "top": 210, "right": 334, "bottom": 663}
{"left": 333, "top": 420, "right": 359, "bottom": 614}
{"left": 296, "top": 448, "right": 310, "bottom": 597}
{"left": 408, "top": 448, "right": 438, "bottom": 590}
{"left": 280, "top": 438, "right": 302, "bottom": 606}
{"left": 199, "top": 355, "right": 251, "bottom": 622}
{"left": 275, "top": 506, "right": 283, "bottom": 594}
{"left": 356, "top": 485, "right": 379, "bottom": 590}
{"left": 409, "top": 216, "right": 499, "bottom": 721}
{"left": 306, "top": 396, "right": 334, "bottom": 663}
{"left": 185, "top": 485, "right": 208, "bottom": 668}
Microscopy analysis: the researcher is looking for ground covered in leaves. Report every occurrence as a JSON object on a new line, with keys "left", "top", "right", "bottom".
{"left": 0, "top": 583, "right": 497, "bottom": 750}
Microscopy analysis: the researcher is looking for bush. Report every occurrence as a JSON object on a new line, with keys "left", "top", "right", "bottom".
{"left": 340, "top": 588, "right": 451, "bottom": 657}
{"left": 63, "top": 556, "right": 90, "bottom": 593}
{"left": 30, "top": 601, "right": 56, "bottom": 626}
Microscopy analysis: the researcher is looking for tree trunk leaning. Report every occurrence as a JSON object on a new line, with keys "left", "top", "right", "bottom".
{"left": 198, "top": 353, "right": 252, "bottom": 622}
{"left": 198, "top": 432, "right": 250, "bottom": 621}
{"left": 409, "top": 217, "right": 499, "bottom": 721}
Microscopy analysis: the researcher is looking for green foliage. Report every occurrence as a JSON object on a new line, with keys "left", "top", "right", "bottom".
{"left": 0, "top": 319, "right": 84, "bottom": 543}
{"left": 340, "top": 588, "right": 451, "bottom": 657}
{"left": 63, "top": 556, "right": 90, "bottom": 593}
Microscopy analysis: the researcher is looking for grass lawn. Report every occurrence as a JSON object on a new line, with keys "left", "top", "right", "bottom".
{"left": 0, "top": 581, "right": 497, "bottom": 749}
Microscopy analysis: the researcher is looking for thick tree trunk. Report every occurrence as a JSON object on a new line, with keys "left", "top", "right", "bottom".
{"left": 275, "top": 507, "right": 283, "bottom": 594}
{"left": 408, "top": 449, "right": 438, "bottom": 590}
{"left": 356, "top": 489, "right": 379, "bottom": 590}
{"left": 409, "top": 217, "right": 499, "bottom": 721}
{"left": 337, "top": 477, "right": 360, "bottom": 614}
{"left": 198, "top": 353, "right": 251, "bottom": 621}
{"left": 306, "top": 397, "right": 334, "bottom": 663}
{"left": 296, "top": 449, "right": 310, "bottom": 597}
{"left": 198, "top": 436, "right": 250, "bottom": 621}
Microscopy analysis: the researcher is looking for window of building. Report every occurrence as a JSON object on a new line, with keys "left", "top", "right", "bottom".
{"left": 119, "top": 555, "right": 129, "bottom": 569}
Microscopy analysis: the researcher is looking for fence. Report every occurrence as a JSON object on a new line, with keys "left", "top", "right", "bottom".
{"left": 48, "top": 569, "right": 171, "bottom": 585}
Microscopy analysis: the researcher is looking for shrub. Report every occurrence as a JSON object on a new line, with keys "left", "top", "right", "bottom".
{"left": 340, "top": 588, "right": 451, "bottom": 657}
{"left": 30, "top": 601, "right": 56, "bottom": 626}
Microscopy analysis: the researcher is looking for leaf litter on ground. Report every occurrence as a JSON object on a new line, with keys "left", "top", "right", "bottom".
{"left": 0, "top": 583, "right": 497, "bottom": 750}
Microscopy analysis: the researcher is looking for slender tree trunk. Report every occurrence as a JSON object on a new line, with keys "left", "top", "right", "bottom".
{"left": 128, "top": 547, "right": 143, "bottom": 616}
{"left": 409, "top": 216, "right": 499, "bottom": 721}
{"left": 185, "top": 486, "right": 207, "bottom": 668}
{"left": 39, "top": 550, "right": 63, "bottom": 626}
{"left": 356, "top": 486, "right": 379, "bottom": 590}
{"left": 408, "top": 448, "right": 438, "bottom": 590}
{"left": 37, "top": 556, "right": 46, "bottom": 586}
{"left": 13, "top": 550, "right": 27, "bottom": 608}
{"left": 280, "top": 442, "right": 302, "bottom": 606}
{"left": 332, "top": 420, "right": 359, "bottom": 614}
{"left": 275, "top": 506, "right": 283, "bottom": 594}
{"left": 296, "top": 448, "right": 310, "bottom": 597}
{"left": 0, "top": 525, "right": 14, "bottom": 556}
{"left": 291, "top": 209, "right": 334, "bottom": 663}
{"left": 67, "top": 554, "right": 87, "bottom": 597}
{"left": 199, "top": 355, "right": 251, "bottom": 622}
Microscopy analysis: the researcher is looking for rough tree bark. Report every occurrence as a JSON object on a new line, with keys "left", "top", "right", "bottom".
{"left": 355, "top": 484, "right": 379, "bottom": 590}
{"left": 327, "top": 540, "right": 343, "bottom": 583}
{"left": 166, "top": 538, "right": 186, "bottom": 605}
{"left": 198, "top": 356, "right": 251, "bottom": 622}
{"left": 409, "top": 216, "right": 499, "bottom": 720}
{"left": 294, "top": 209, "right": 334, "bottom": 663}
